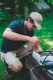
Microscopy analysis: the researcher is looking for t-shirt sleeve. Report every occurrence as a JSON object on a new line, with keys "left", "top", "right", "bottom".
{"left": 8, "top": 21, "right": 20, "bottom": 32}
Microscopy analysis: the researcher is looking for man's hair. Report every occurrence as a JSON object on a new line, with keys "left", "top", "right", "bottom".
{"left": 26, "top": 17, "right": 34, "bottom": 23}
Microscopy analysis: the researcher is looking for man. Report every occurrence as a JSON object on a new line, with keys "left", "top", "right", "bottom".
{"left": 1, "top": 12, "right": 43, "bottom": 80}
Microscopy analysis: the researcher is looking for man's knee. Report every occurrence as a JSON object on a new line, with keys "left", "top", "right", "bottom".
{"left": 27, "top": 43, "right": 34, "bottom": 52}
{"left": 8, "top": 60, "right": 23, "bottom": 72}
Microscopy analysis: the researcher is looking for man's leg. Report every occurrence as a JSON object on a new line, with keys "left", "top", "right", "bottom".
{"left": 1, "top": 51, "right": 23, "bottom": 80}
{"left": 16, "top": 43, "right": 34, "bottom": 71}
{"left": 16, "top": 43, "right": 34, "bottom": 57}
{"left": 8, "top": 60, "right": 23, "bottom": 72}
{"left": 6, "top": 63, "right": 15, "bottom": 80}
{"left": 1, "top": 43, "right": 34, "bottom": 80}
{"left": 6, "top": 59, "right": 23, "bottom": 80}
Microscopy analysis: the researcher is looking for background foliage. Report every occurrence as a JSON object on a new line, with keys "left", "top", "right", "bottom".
{"left": 0, "top": 0, "right": 53, "bottom": 80}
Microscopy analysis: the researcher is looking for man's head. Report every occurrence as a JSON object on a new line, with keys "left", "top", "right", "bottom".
{"left": 25, "top": 12, "right": 43, "bottom": 31}
{"left": 29, "top": 12, "right": 43, "bottom": 29}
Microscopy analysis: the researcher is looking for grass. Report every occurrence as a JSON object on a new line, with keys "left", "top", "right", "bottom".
{"left": 0, "top": 11, "right": 53, "bottom": 80}
{"left": 0, "top": 60, "right": 30, "bottom": 80}
{"left": 34, "top": 12, "right": 53, "bottom": 51}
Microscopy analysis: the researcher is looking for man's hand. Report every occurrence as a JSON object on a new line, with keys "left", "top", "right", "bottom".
{"left": 35, "top": 45, "right": 43, "bottom": 53}
{"left": 29, "top": 36, "right": 40, "bottom": 46}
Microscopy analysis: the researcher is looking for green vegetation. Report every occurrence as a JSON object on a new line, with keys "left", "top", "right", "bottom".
{"left": 0, "top": 11, "right": 53, "bottom": 80}
{"left": 35, "top": 12, "right": 53, "bottom": 51}
{"left": 0, "top": 1, "right": 53, "bottom": 79}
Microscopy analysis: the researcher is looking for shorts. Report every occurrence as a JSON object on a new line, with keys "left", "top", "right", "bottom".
{"left": 1, "top": 46, "right": 32, "bottom": 66}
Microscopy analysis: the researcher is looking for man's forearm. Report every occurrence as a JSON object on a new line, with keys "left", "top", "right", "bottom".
{"left": 3, "top": 28, "right": 40, "bottom": 45}
{"left": 3, "top": 31, "right": 30, "bottom": 41}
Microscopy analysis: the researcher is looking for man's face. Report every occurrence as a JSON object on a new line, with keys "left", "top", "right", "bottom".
{"left": 27, "top": 19, "right": 37, "bottom": 31}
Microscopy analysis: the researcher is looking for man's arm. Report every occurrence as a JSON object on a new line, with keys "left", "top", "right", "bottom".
{"left": 3, "top": 28, "right": 30, "bottom": 41}
{"left": 3, "top": 28, "right": 40, "bottom": 46}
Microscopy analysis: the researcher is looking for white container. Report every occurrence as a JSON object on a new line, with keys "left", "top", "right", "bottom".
{"left": 29, "top": 68, "right": 38, "bottom": 80}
